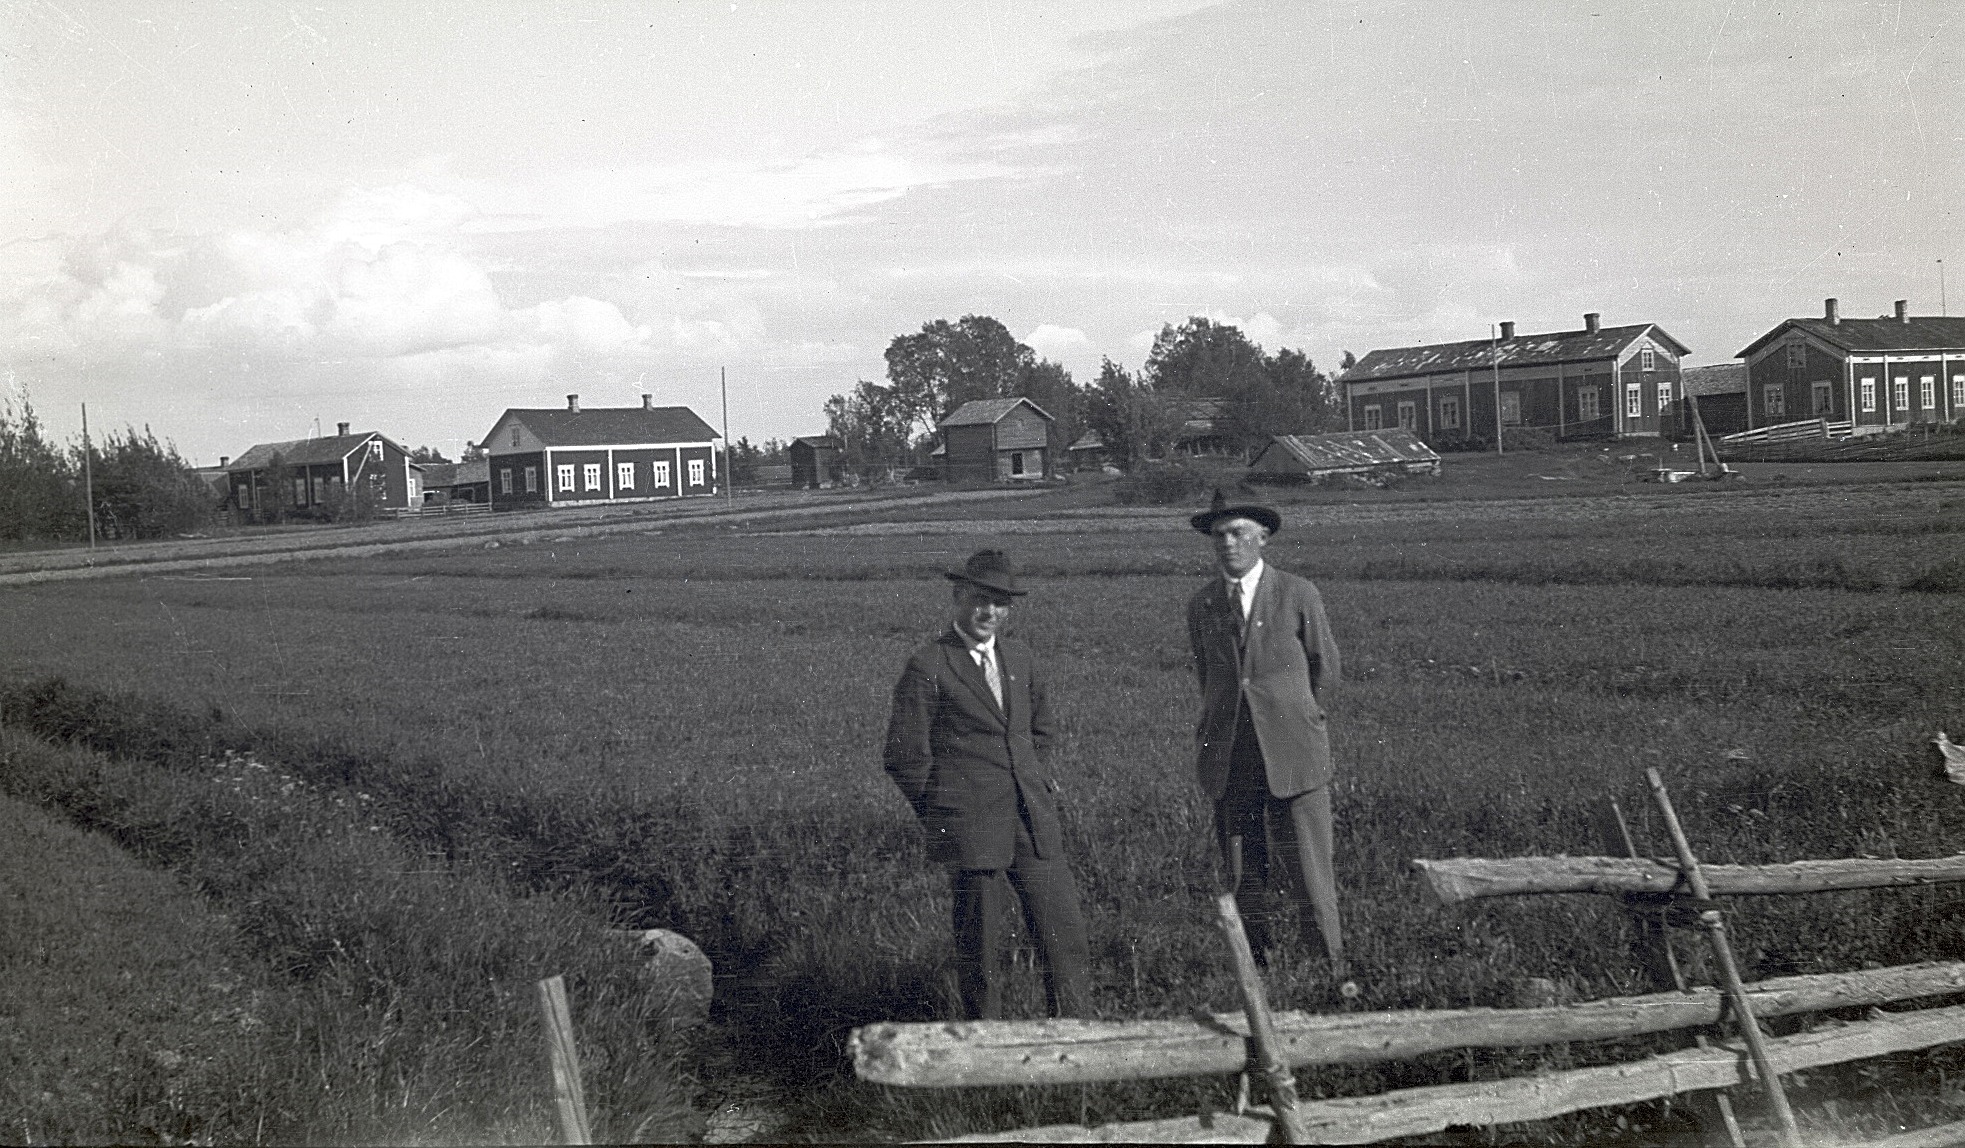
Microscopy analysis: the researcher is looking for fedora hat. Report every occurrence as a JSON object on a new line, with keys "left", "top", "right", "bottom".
{"left": 945, "top": 548, "right": 1027, "bottom": 596}
{"left": 1189, "top": 488, "right": 1282, "bottom": 535}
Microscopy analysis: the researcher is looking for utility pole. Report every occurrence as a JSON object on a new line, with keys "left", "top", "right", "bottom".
{"left": 1491, "top": 325, "right": 1505, "bottom": 456}
{"left": 81, "top": 402, "right": 97, "bottom": 553}
{"left": 721, "top": 366, "right": 733, "bottom": 511}
{"left": 1941, "top": 259, "right": 1948, "bottom": 316}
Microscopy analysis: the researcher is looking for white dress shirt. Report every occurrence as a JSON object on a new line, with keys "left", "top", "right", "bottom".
{"left": 1226, "top": 559, "right": 1265, "bottom": 619}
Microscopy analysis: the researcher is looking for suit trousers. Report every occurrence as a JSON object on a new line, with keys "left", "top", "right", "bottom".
{"left": 1214, "top": 702, "right": 1345, "bottom": 968}
{"left": 950, "top": 796, "right": 1092, "bottom": 1020}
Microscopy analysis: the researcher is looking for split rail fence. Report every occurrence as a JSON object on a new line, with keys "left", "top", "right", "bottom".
{"left": 850, "top": 783, "right": 1965, "bottom": 1144}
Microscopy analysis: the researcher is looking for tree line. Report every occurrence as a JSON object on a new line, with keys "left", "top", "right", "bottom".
{"left": 0, "top": 395, "right": 216, "bottom": 543}
{"left": 824, "top": 315, "right": 1346, "bottom": 473}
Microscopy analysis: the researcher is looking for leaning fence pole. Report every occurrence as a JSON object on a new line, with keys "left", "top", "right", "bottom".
{"left": 1214, "top": 893, "right": 1308, "bottom": 1144}
{"left": 537, "top": 974, "right": 593, "bottom": 1145}
{"left": 1646, "top": 770, "right": 1802, "bottom": 1148}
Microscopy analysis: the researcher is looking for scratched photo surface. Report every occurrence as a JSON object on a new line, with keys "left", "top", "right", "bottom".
{"left": 4, "top": 3, "right": 1964, "bottom": 1145}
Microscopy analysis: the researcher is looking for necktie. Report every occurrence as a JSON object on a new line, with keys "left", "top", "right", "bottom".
{"left": 982, "top": 648, "right": 1004, "bottom": 707}
{"left": 1229, "top": 581, "right": 1246, "bottom": 640}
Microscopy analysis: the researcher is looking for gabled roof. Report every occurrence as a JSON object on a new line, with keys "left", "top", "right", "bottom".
{"left": 1252, "top": 429, "right": 1441, "bottom": 472}
{"left": 496, "top": 406, "right": 719, "bottom": 446}
{"left": 939, "top": 396, "right": 1053, "bottom": 427}
{"left": 228, "top": 432, "right": 388, "bottom": 472}
{"left": 1067, "top": 431, "right": 1105, "bottom": 451}
{"left": 1737, "top": 315, "right": 1965, "bottom": 359}
{"left": 1340, "top": 323, "right": 1688, "bottom": 384}
{"left": 1681, "top": 364, "right": 1747, "bottom": 397}
{"left": 791, "top": 435, "right": 841, "bottom": 450}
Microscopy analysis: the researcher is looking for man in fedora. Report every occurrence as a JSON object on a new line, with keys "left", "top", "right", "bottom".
{"left": 883, "top": 549, "right": 1092, "bottom": 1020}
{"left": 1187, "top": 491, "right": 1352, "bottom": 992}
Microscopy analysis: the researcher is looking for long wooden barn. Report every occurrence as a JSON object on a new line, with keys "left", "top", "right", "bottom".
{"left": 1247, "top": 429, "right": 1442, "bottom": 484}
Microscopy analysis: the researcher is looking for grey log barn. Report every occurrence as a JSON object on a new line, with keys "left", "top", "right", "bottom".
{"left": 936, "top": 397, "right": 1054, "bottom": 482}
{"left": 482, "top": 393, "right": 721, "bottom": 509}
{"left": 226, "top": 423, "right": 419, "bottom": 520}
{"left": 1247, "top": 429, "right": 1442, "bottom": 484}
{"left": 1679, "top": 364, "right": 1749, "bottom": 435}
{"left": 1737, "top": 298, "right": 1965, "bottom": 432}
{"left": 788, "top": 435, "right": 844, "bottom": 488}
{"left": 1339, "top": 313, "right": 1689, "bottom": 447}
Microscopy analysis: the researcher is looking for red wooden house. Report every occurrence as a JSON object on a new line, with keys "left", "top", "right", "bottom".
{"left": 225, "top": 423, "right": 419, "bottom": 519}
{"left": 482, "top": 394, "right": 721, "bottom": 509}
{"left": 1736, "top": 299, "right": 1965, "bottom": 432}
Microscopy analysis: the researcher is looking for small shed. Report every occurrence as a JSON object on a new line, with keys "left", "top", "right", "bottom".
{"left": 1065, "top": 430, "right": 1107, "bottom": 471}
{"left": 418, "top": 458, "right": 492, "bottom": 503}
{"left": 1680, "top": 364, "right": 1749, "bottom": 436}
{"left": 788, "top": 435, "right": 844, "bottom": 489}
{"left": 1247, "top": 429, "right": 1442, "bottom": 485}
{"left": 937, "top": 397, "right": 1054, "bottom": 482}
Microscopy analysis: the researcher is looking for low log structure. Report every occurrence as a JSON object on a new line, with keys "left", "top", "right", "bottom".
{"left": 945, "top": 1003, "right": 1965, "bottom": 1144}
{"left": 1413, "top": 854, "right": 1965, "bottom": 906}
{"left": 852, "top": 962, "right": 1965, "bottom": 1089}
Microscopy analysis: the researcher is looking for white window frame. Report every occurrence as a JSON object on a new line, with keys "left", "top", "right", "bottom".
{"left": 1893, "top": 376, "right": 1909, "bottom": 413}
{"left": 511, "top": 426, "right": 522, "bottom": 448}
{"left": 368, "top": 440, "right": 384, "bottom": 460}
{"left": 1501, "top": 391, "right": 1522, "bottom": 426}
{"left": 1786, "top": 344, "right": 1806, "bottom": 370}
{"left": 653, "top": 460, "right": 671, "bottom": 487}
{"left": 617, "top": 461, "right": 635, "bottom": 490}
{"left": 688, "top": 458, "right": 706, "bottom": 486}
{"left": 1438, "top": 393, "right": 1461, "bottom": 429}
{"left": 1764, "top": 384, "right": 1786, "bottom": 418}
{"left": 1578, "top": 385, "right": 1600, "bottom": 421}
{"left": 1812, "top": 381, "right": 1833, "bottom": 415}
{"left": 1396, "top": 400, "right": 1416, "bottom": 430}
{"left": 524, "top": 466, "right": 538, "bottom": 494}
{"left": 1952, "top": 375, "right": 1965, "bottom": 408}
{"left": 557, "top": 464, "right": 575, "bottom": 492}
{"left": 1641, "top": 347, "right": 1656, "bottom": 371}
{"left": 582, "top": 462, "right": 602, "bottom": 491}
{"left": 1920, "top": 375, "right": 1935, "bottom": 411}
{"left": 1009, "top": 451, "right": 1025, "bottom": 476}
{"left": 1362, "top": 404, "right": 1382, "bottom": 430}
{"left": 1624, "top": 384, "right": 1642, "bottom": 419}
{"left": 1861, "top": 377, "right": 1877, "bottom": 413}
{"left": 1657, "top": 380, "right": 1672, "bottom": 411}
{"left": 499, "top": 468, "right": 513, "bottom": 495}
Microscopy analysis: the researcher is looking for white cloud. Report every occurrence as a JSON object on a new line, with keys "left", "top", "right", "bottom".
{"left": 1023, "top": 323, "right": 1089, "bottom": 359}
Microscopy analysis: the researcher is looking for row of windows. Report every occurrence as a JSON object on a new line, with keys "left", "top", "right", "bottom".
{"left": 1361, "top": 381, "right": 1661, "bottom": 429}
{"left": 1850, "top": 374, "right": 1964, "bottom": 414}
{"left": 495, "top": 459, "right": 707, "bottom": 496}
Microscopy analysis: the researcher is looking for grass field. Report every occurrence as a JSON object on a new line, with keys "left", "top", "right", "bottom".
{"left": 3, "top": 472, "right": 1964, "bottom": 1142}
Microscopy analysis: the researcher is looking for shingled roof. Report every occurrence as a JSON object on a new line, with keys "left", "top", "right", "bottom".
{"left": 1251, "top": 429, "right": 1442, "bottom": 473}
{"left": 1680, "top": 363, "right": 1747, "bottom": 397}
{"left": 1340, "top": 322, "right": 1688, "bottom": 384}
{"left": 939, "top": 397, "right": 1053, "bottom": 426}
{"left": 1738, "top": 314, "right": 1965, "bottom": 359}
{"left": 227, "top": 433, "right": 386, "bottom": 472}
{"left": 499, "top": 406, "right": 719, "bottom": 446}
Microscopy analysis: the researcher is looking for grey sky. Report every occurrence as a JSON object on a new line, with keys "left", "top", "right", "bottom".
{"left": 4, "top": 0, "right": 1958, "bottom": 464}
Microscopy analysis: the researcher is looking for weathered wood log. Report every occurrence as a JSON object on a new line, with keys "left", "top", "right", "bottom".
{"left": 1413, "top": 854, "right": 1965, "bottom": 906}
{"left": 942, "top": 1003, "right": 1965, "bottom": 1144}
{"left": 851, "top": 961, "right": 1965, "bottom": 1088}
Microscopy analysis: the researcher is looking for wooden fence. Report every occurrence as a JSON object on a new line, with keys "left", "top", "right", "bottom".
{"left": 850, "top": 783, "right": 1965, "bottom": 1144}
{"left": 1719, "top": 417, "right": 1857, "bottom": 446}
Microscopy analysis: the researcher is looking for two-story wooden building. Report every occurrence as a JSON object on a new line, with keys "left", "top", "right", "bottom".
{"left": 225, "top": 423, "right": 419, "bottom": 519}
{"left": 1339, "top": 314, "right": 1689, "bottom": 447}
{"left": 1736, "top": 299, "right": 1965, "bottom": 431}
{"left": 937, "top": 397, "right": 1054, "bottom": 482}
{"left": 482, "top": 394, "right": 720, "bottom": 509}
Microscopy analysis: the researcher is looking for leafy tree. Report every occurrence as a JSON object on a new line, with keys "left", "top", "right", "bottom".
{"left": 823, "top": 379, "right": 912, "bottom": 472}
{"left": 1013, "top": 358, "right": 1083, "bottom": 463}
{"left": 1265, "top": 347, "right": 1343, "bottom": 436}
{"left": 409, "top": 445, "right": 451, "bottom": 464}
{"left": 1082, "top": 358, "right": 1183, "bottom": 471}
{"left": 460, "top": 442, "right": 487, "bottom": 462}
{"left": 0, "top": 393, "right": 80, "bottom": 542}
{"left": 1145, "top": 317, "right": 1341, "bottom": 452}
{"left": 81, "top": 426, "right": 214, "bottom": 539}
{"left": 883, "top": 315, "right": 1037, "bottom": 441}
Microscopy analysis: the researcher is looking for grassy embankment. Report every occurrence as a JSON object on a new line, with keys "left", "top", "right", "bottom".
{"left": 2, "top": 476, "right": 1963, "bottom": 1142}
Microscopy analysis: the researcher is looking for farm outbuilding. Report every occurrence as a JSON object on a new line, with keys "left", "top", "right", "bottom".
{"left": 416, "top": 459, "right": 491, "bottom": 504}
{"left": 788, "top": 435, "right": 844, "bottom": 488}
{"left": 482, "top": 393, "right": 720, "bottom": 509}
{"left": 1737, "top": 298, "right": 1965, "bottom": 433}
{"left": 936, "top": 397, "right": 1054, "bottom": 482}
{"left": 1339, "top": 313, "right": 1689, "bottom": 447}
{"left": 1680, "top": 364, "right": 1749, "bottom": 436}
{"left": 226, "top": 424, "right": 420, "bottom": 520}
{"left": 1247, "top": 429, "right": 1442, "bottom": 485}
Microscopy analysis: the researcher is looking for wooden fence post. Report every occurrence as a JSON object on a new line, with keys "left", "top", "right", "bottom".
{"left": 537, "top": 974, "right": 594, "bottom": 1145}
{"left": 1215, "top": 893, "right": 1307, "bottom": 1144}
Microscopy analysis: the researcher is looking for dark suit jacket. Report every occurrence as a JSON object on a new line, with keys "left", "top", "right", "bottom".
{"left": 1187, "top": 563, "right": 1340, "bottom": 801}
{"left": 883, "top": 630, "right": 1061, "bottom": 869}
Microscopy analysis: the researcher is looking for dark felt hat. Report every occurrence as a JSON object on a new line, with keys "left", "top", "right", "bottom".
{"left": 945, "top": 549, "right": 1027, "bottom": 596}
{"left": 1189, "top": 488, "right": 1282, "bottom": 535}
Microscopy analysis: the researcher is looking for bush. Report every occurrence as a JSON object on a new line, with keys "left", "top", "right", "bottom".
{"left": 1113, "top": 463, "right": 1209, "bottom": 506}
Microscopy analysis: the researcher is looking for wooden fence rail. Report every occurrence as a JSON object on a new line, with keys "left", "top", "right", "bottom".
{"left": 852, "top": 961, "right": 1965, "bottom": 1089}
{"left": 946, "top": 1004, "right": 1965, "bottom": 1144}
{"left": 1413, "top": 854, "right": 1965, "bottom": 906}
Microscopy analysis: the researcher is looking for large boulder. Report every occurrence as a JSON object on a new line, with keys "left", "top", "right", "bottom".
{"left": 614, "top": 928, "right": 713, "bottom": 1029}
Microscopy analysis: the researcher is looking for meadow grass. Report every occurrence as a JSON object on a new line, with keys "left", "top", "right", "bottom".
{"left": 1, "top": 479, "right": 1962, "bottom": 1141}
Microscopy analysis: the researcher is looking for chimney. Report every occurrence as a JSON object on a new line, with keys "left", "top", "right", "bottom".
{"left": 1895, "top": 299, "right": 1909, "bottom": 323}
{"left": 1499, "top": 321, "right": 1516, "bottom": 339}
{"left": 337, "top": 421, "right": 350, "bottom": 436}
{"left": 1824, "top": 298, "right": 1840, "bottom": 325}
{"left": 219, "top": 456, "right": 229, "bottom": 468}
{"left": 1584, "top": 312, "right": 1600, "bottom": 334}
{"left": 567, "top": 394, "right": 580, "bottom": 412}
{"left": 641, "top": 393, "right": 653, "bottom": 409}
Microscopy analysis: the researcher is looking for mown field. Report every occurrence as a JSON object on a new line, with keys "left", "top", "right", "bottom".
{"left": 3, "top": 475, "right": 1964, "bottom": 1143}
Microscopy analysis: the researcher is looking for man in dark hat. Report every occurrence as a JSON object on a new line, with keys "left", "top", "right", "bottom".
{"left": 883, "top": 549, "right": 1092, "bottom": 1019}
{"left": 1187, "top": 491, "right": 1353, "bottom": 995}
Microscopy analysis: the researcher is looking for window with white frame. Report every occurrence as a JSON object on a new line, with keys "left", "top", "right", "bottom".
{"left": 688, "top": 458, "right": 706, "bottom": 486}
{"left": 1920, "top": 376, "right": 1935, "bottom": 411}
{"left": 499, "top": 468, "right": 513, "bottom": 495}
{"left": 653, "top": 460, "right": 670, "bottom": 487}
{"left": 1362, "top": 404, "right": 1382, "bottom": 430}
{"left": 1395, "top": 400, "right": 1416, "bottom": 430}
{"left": 524, "top": 466, "right": 537, "bottom": 493}
{"left": 1641, "top": 347, "right": 1656, "bottom": 371}
{"left": 1501, "top": 392, "right": 1522, "bottom": 425}
{"left": 1009, "top": 451, "right": 1026, "bottom": 476}
{"left": 1953, "top": 375, "right": 1965, "bottom": 408}
{"left": 511, "top": 426, "right": 522, "bottom": 448}
{"left": 1861, "top": 377, "right": 1877, "bottom": 412}
{"left": 1657, "top": 379, "right": 1673, "bottom": 411}
{"left": 1764, "top": 384, "right": 1786, "bottom": 417}
{"left": 238, "top": 482, "right": 253, "bottom": 509}
{"left": 1786, "top": 344, "right": 1806, "bottom": 371}
{"left": 557, "top": 464, "right": 575, "bottom": 491}
{"left": 617, "top": 462, "right": 635, "bottom": 490}
{"left": 1812, "top": 381, "right": 1833, "bottom": 415}
{"left": 583, "top": 463, "right": 601, "bottom": 491}
{"left": 1438, "top": 393, "right": 1461, "bottom": 429}
{"left": 1624, "top": 384, "right": 1642, "bottom": 418}
{"left": 408, "top": 475, "right": 419, "bottom": 501}
{"left": 369, "top": 440, "right": 383, "bottom": 460}
{"left": 1894, "top": 376, "right": 1909, "bottom": 412}
{"left": 1578, "top": 386, "right": 1601, "bottom": 420}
